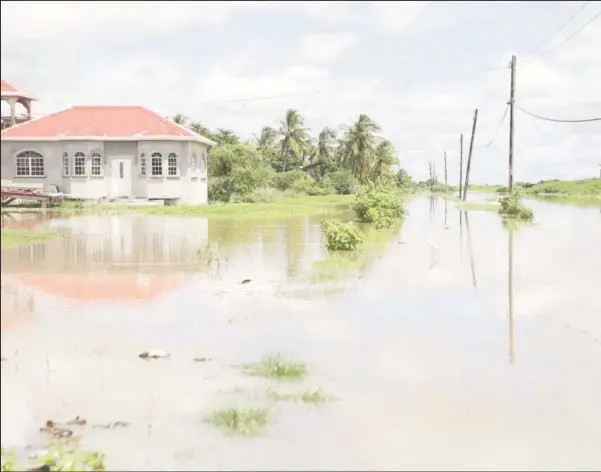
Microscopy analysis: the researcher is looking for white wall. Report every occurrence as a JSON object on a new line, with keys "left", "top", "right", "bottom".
{"left": 1, "top": 139, "right": 209, "bottom": 204}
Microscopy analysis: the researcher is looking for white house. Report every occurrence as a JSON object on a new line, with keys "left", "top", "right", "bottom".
{"left": 1, "top": 89, "right": 216, "bottom": 204}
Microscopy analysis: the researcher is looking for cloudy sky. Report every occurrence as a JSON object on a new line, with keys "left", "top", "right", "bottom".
{"left": 1, "top": 0, "right": 600, "bottom": 183}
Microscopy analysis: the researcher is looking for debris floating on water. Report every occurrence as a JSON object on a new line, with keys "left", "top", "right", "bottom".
{"left": 92, "top": 421, "right": 130, "bottom": 429}
{"left": 240, "top": 279, "right": 252, "bottom": 284}
{"left": 66, "top": 415, "right": 87, "bottom": 426}
{"left": 138, "top": 350, "right": 170, "bottom": 360}
{"left": 193, "top": 357, "right": 213, "bottom": 362}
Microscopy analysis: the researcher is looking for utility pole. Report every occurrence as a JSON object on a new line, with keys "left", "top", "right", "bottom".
{"left": 428, "top": 161, "right": 433, "bottom": 192}
{"left": 459, "top": 134, "right": 464, "bottom": 198}
{"left": 508, "top": 55, "right": 516, "bottom": 193}
{"left": 462, "top": 109, "right": 479, "bottom": 201}
{"left": 433, "top": 160, "right": 437, "bottom": 190}
{"left": 444, "top": 151, "right": 448, "bottom": 194}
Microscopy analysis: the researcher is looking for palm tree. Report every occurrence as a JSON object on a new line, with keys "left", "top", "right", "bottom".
{"left": 339, "top": 114, "right": 381, "bottom": 182}
{"left": 255, "top": 126, "right": 278, "bottom": 149}
{"left": 172, "top": 114, "right": 190, "bottom": 126}
{"left": 278, "top": 109, "right": 310, "bottom": 172}
{"left": 371, "top": 139, "right": 397, "bottom": 180}
{"left": 214, "top": 128, "right": 240, "bottom": 145}
{"left": 188, "top": 121, "right": 215, "bottom": 141}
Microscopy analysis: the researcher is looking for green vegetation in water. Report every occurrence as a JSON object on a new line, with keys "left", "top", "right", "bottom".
{"left": 312, "top": 219, "right": 402, "bottom": 282}
{"left": 266, "top": 387, "right": 331, "bottom": 404}
{"left": 206, "top": 407, "right": 270, "bottom": 435}
{"left": 1, "top": 446, "right": 105, "bottom": 471}
{"left": 197, "top": 242, "right": 222, "bottom": 265}
{"left": 1, "top": 230, "right": 65, "bottom": 249}
{"left": 351, "top": 183, "right": 405, "bottom": 228}
{"left": 498, "top": 192, "right": 534, "bottom": 221}
{"left": 455, "top": 201, "right": 500, "bottom": 212}
{"left": 239, "top": 355, "right": 306, "bottom": 380}
{"left": 320, "top": 219, "right": 364, "bottom": 251}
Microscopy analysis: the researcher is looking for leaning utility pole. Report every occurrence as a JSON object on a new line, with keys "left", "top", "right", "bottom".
{"left": 444, "top": 151, "right": 448, "bottom": 194}
{"left": 462, "top": 109, "right": 479, "bottom": 201}
{"left": 508, "top": 55, "right": 516, "bottom": 193}
{"left": 459, "top": 134, "right": 464, "bottom": 198}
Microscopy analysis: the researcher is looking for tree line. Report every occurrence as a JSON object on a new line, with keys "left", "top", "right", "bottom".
{"left": 172, "top": 109, "right": 416, "bottom": 202}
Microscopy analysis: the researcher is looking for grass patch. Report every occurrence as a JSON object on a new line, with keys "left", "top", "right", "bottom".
{"left": 321, "top": 219, "right": 364, "bottom": 250}
{"left": 239, "top": 355, "right": 306, "bottom": 380}
{"left": 1, "top": 446, "right": 105, "bottom": 471}
{"left": 46, "top": 195, "right": 354, "bottom": 219}
{"left": 1, "top": 229, "right": 65, "bottom": 249}
{"left": 455, "top": 201, "right": 500, "bottom": 212}
{"left": 266, "top": 387, "right": 331, "bottom": 404}
{"left": 498, "top": 193, "right": 534, "bottom": 221}
{"left": 206, "top": 407, "right": 270, "bottom": 435}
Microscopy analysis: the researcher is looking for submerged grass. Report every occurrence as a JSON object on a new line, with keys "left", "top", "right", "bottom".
{"left": 206, "top": 407, "right": 270, "bottom": 435}
{"left": 266, "top": 387, "right": 331, "bottom": 404}
{"left": 47, "top": 195, "right": 354, "bottom": 219}
{"left": 239, "top": 355, "right": 306, "bottom": 380}
{"left": 1, "top": 229, "right": 65, "bottom": 249}
{"left": 1, "top": 446, "right": 105, "bottom": 471}
{"left": 454, "top": 201, "right": 500, "bottom": 212}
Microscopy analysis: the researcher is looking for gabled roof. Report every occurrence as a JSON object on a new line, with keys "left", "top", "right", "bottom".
{"left": 0, "top": 79, "right": 39, "bottom": 101}
{"left": 1, "top": 105, "right": 217, "bottom": 145}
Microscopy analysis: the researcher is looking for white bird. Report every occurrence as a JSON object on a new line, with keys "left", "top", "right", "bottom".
{"left": 428, "top": 235, "right": 440, "bottom": 251}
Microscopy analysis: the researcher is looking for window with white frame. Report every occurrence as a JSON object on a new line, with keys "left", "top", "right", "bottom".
{"left": 73, "top": 152, "right": 86, "bottom": 176}
{"left": 167, "top": 153, "right": 178, "bottom": 176}
{"left": 90, "top": 151, "right": 103, "bottom": 176}
{"left": 63, "top": 152, "right": 70, "bottom": 176}
{"left": 199, "top": 151, "right": 207, "bottom": 172}
{"left": 140, "top": 153, "right": 147, "bottom": 176}
{"left": 190, "top": 152, "right": 197, "bottom": 168}
{"left": 151, "top": 152, "right": 163, "bottom": 176}
{"left": 15, "top": 150, "right": 45, "bottom": 177}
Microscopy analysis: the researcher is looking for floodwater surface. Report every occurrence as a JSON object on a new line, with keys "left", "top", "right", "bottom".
{"left": 1, "top": 196, "right": 600, "bottom": 471}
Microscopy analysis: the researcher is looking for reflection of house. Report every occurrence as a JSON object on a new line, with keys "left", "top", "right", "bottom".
{"left": 2, "top": 215, "right": 209, "bottom": 303}
{"left": 0, "top": 284, "right": 36, "bottom": 332}
{"left": 1, "top": 82, "right": 216, "bottom": 204}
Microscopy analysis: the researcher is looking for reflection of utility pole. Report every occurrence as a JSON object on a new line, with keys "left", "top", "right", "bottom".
{"left": 444, "top": 151, "right": 448, "bottom": 194}
{"left": 459, "top": 134, "right": 464, "bottom": 198}
{"left": 459, "top": 210, "right": 464, "bottom": 260}
{"left": 508, "top": 227, "right": 515, "bottom": 364}
{"left": 464, "top": 211, "right": 477, "bottom": 288}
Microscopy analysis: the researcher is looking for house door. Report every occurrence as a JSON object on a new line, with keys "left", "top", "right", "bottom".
{"left": 113, "top": 159, "right": 132, "bottom": 197}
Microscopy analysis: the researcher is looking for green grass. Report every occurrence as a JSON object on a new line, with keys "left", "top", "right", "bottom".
{"left": 206, "top": 407, "right": 270, "bottom": 435}
{"left": 46, "top": 195, "right": 354, "bottom": 219}
{"left": 266, "top": 387, "right": 331, "bottom": 404}
{"left": 454, "top": 201, "right": 501, "bottom": 212}
{"left": 524, "top": 178, "right": 601, "bottom": 196}
{"left": 1, "top": 229, "right": 65, "bottom": 249}
{"left": 239, "top": 355, "right": 306, "bottom": 380}
{"left": 1, "top": 446, "right": 105, "bottom": 471}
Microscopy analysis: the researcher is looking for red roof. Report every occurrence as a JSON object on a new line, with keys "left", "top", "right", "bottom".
{"left": 1, "top": 79, "right": 39, "bottom": 100}
{"left": 1, "top": 105, "right": 215, "bottom": 144}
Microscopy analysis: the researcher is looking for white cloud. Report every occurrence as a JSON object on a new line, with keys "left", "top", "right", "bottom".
{"left": 299, "top": 33, "right": 358, "bottom": 63}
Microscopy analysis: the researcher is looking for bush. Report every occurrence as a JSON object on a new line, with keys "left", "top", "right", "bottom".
{"left": 325, "top": 170, "right": 355, "bottom": 195}
{"left": 351, "top": 183, "right": 405, "bottom": 229}
{"left": 270, "top": 170, "right": 307, "bottom": 192}
{"left": 321, "top": 219, "right": 364, "bottom": 251}
{"left": 498, "top": 192, "right": 534, "bottom": 221}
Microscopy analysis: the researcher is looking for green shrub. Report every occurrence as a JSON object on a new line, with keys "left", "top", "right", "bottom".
{"left": 498, "top": 192, "right": 534, "bottom": 221}
{"left": 351, "top": 183, "right": 404, "bottom": 228}
{"left": 326, "top": 170, "right": 355, "bottom": 195}
{"left": 321, "top": 219, "right": 364, "bottom": 251}
{"left": 270, "top": 170, "right": 307, "bottom": 192}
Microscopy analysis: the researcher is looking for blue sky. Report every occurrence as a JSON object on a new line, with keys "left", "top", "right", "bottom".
{"left": 1, "top": 1, "right": 600, "bottom": 183}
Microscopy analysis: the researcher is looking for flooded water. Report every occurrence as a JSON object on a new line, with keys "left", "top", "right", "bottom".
{"left": 1, "top": 196, "right": 601, "bottom": 471}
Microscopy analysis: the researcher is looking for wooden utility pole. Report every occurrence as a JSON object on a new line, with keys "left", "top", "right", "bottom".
{"left": 508, "top": 55, "right": 516, "bottom": 193}
{"left": 462, "top": 109, "right": 479, "bottom": 201}
{"left": 444, "top": 151, "right": 448, "bottom": 194}
{"left": 458, "top": 134, "right": 464, "bottom": 198}
{"left": 428, "top": 161, "right": 433, "bottom": 192}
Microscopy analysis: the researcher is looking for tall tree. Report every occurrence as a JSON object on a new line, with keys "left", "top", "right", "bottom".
{"left": 214, "top": 128, "right": 240, "bottom": 146}
{"left": 340, "top": 114, "right": 381, "bottom": 182}
{"left": 278, "top": 109, "right": 310, "bottom": 172}
{"left": 371, "top": 139, "right": 397, "bottom": 180}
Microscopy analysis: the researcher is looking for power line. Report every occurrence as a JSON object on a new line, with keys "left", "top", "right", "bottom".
{"left": 544, "top": 7, "right": 601, "bottom": 54}
{"left": 527, "top": 1, "right": 592, "bottom": 55}
{"left": 482, "top": 104, "right": 510, "bottom": 148}
{"left": 516, "top": 105, "right": 601, "bottom": 123}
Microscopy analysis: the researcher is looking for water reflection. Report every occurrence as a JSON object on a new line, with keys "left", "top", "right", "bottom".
{"left": 0, "top": 284, "right": 37, "bottom": 332}
{"left": 507, "top": 226, "right": 515, "bottom": 365}
{"left": 463, "top": 211, "right": 478, "bottom": 289}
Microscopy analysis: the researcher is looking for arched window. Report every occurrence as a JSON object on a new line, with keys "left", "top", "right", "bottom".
{"left": 199, "top": 151, "right": 207, "bottom": 173}
{"left": 140, "top": 153, "right": 147, "bottom": 176}
{"left": 62, "top": 152, "right": 70, "bottom": 177}
{"left": 73, "top": 152, "right": 86, "bottom": 176}
{"left": 151, "top": 152, "right": 163, "bottom": 176}
{"left": 167, "top": 153, "right": 178, "bottom": 176}
{"left": 90, "top": 151, "right": 103, "bottom": 176}
{"left": 15, "top": 150, "right": 45, "bottom": 177}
